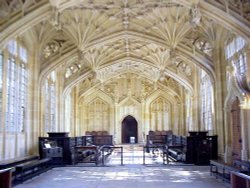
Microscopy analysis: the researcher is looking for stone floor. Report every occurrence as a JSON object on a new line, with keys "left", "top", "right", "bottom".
{"left": 14, "top": 145, "right": 230, "bottom": 188}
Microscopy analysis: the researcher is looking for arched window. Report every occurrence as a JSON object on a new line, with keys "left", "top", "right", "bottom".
{"left": 3, "top": 40, "right": 28, "bottom": 132}
{"left": 44, "top": 71, "right": 56, "bottom": 132}
{"left": 200, "top": 70, "right": 213, "bottom": 131}
{"left": 234, "top": 53, "right": 247, "bottom": 76}
{"left": 226, "top": 36, "right": 247, "bottom": 77}
{"left": 225, "top": 36, "right": 245, "bottom": 60}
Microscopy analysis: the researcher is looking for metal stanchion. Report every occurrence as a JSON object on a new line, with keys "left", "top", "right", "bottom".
{"left": 143, "top": 146, "right": 145, "bottom": 165}
{"left": 121, "top": 147, "right": 123, "bottom": 165}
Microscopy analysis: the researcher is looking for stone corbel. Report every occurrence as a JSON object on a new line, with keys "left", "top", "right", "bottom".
{"left": 189, "top": 4, "right": 201, "bottom": 27}
{"left": 50, "top": 5, "right": 61, "bottom": 30}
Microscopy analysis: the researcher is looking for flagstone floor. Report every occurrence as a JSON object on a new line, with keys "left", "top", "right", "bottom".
{"left": 14, "top": 144, "right": 229, "bottom": 188}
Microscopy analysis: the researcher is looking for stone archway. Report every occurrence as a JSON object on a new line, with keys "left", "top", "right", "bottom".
{"left": 121, "top": 115, "right": 138, "bottom": 144}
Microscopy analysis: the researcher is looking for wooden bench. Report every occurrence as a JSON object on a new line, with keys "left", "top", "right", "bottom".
{"left": 15, "top": 158, "right": 52, "bottom": 183}
{"left": 0, "top": 155, "right": 39, "bottom": 170}
{"left": 0, "top": 155, "right": 40, "bottom": 184}
{"left": 0, "top": 168, "right": 12, "bottom": 188}
{"left": 231, "top": 171, "right": 250, "bottom": 188}
{"left": 210, "top": 159, "right": 248, "bottom": 183}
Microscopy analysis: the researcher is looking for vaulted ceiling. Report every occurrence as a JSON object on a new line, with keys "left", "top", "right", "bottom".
{"left": 0, "top": 0, "right": 250, "bottom": 98}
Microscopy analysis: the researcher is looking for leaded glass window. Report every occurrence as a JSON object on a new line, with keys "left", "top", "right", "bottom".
{"left": 226, "top": 36, "right": 246, "bottom": 59}
{"left": 44, "top": 72, "right": 56, "bottom": 132}
{"left": 225, "top": 36, "right": 247, "bottom": 77}
{"left": 200, "top": 70, "right": 213, "bottom": 131}
{"left": 4, "top": 40, "right": 28, "bottom": 132}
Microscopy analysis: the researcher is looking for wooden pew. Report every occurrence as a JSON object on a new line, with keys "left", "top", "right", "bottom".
{"left": 15, "top": 158, "right": 52, "bottom": 183}
{"left": 84, "top": 131, "right": 113, "bottom": 146}
{"left": 0, "top": 155, "right": 39, "bottom": 185}
{"left": 93, "top": 135, "right": 113, "bottom": 146}
{"left": 210, "top": 159, "right": 250, "bottom": 183}
{"left": 0, "top": 168, "right": 12, "bottom": 188}
{"left": 0, "top": 155, "right": 39, "bottom": 170}
{"left": 231, "top": 171, "right": 250, "bottom": 188}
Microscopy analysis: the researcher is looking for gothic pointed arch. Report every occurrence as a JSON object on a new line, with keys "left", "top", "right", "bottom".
{"left": 121, "top": 115, "right": 138, "bottom": 144}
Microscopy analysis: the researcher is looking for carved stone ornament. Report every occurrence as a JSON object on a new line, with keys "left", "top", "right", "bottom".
{"left": 194, "top": 38, "right": 212, "bottom": 57}
{"left": 189, "top": 5, "right": 201, "bottom": 27}
{"left": 50, "top": 7, "right": 61, "bottom": 30}
{"left": 42, "top": 41, "right": 60, "bottom": 59}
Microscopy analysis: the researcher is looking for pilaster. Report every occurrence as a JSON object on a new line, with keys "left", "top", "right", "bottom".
{"left": 213, "top": 40, "right": 227, "bottom": 158}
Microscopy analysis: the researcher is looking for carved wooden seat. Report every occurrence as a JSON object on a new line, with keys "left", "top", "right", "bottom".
{"left": 0, "top": 168, "right": 12, "bottom": 188}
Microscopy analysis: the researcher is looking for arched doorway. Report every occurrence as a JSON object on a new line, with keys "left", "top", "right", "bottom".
{"left": 122, "top": 115, "right": 138, "bottom": 144}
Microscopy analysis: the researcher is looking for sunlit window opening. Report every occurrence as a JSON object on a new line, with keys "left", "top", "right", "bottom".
{"left": 3, "top": 40, "right": 28, "bottom": 132}
{"left": 226, "top": 36, "right": 249, "bottom": 109}
{"left": 200, "top": 70, "right": 213, "bottom": 131}
{"left": 225, "top": 36, "right": 247, "bottom": 76}
{"left": 44, "top": 71, "right": 56, "bottom": 132}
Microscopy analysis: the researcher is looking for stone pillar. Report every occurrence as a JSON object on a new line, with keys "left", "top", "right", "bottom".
{"left": 213, "top": 40, "right": 227, "bottom": 158}
{"left": 192, "top": 65, "right": 199, "bottom": 131}
{"left": 144, "top": 99, "right": 150, "bottom": 136}
{"left": 141, "top": 99, "right": 146, "bottom": 144}
{"left": 29, "top": 43, "right": 42, "bottom": 156}
{"left": 223, "top": 107, "right": 232, "bottom": 163}
{"left": 56, "top": 67, "right": 64, "bottom": 132}
{"left": 241, "top": 107, "right": 250, "bottom": 160}
{"left": 74, "top": 91, "right": 80, "bottom": 136}
{"left": 178, "top": 88, "right": 184, "bottom": 135}
{"left": 78, "top": 101, "right": 83, "bottom": 135}
{"left": 114, "top": 102, "right": 118, "bottom": 144}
